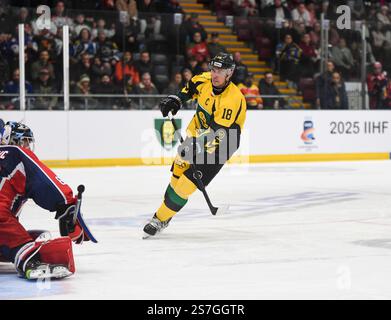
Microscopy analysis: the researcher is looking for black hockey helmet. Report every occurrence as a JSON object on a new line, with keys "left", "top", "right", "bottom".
{"left": 209, "top": 52, "right": 236, "bottom": 71}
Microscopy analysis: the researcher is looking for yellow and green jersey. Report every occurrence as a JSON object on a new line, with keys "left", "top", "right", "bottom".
{"left": 178, "top": 72, "right": 247, "bottom": 138}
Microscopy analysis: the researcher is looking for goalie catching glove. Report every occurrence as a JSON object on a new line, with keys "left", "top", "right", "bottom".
{"left": 55, "top": 203, "right": 91, "bottom": 244}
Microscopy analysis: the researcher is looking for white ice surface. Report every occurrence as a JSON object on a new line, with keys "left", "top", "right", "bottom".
{"left": 1, "top": 161, "right": 391, "bottom": 300}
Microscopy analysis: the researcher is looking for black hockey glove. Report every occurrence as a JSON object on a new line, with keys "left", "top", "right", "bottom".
{"left": 160, "top": 95, "right": 182, "bottom": 117}
{"left": 178, "top": 137, "right": 203, "bottom": 163}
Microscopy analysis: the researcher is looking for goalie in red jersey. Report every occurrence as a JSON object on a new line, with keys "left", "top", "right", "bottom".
{"left": 0, "top": 119, "right": 97, "bottom": 280}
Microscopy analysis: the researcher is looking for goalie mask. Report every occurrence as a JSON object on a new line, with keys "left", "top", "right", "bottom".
{"left": 4, "top": 122, "right": 35, "bottom": 151}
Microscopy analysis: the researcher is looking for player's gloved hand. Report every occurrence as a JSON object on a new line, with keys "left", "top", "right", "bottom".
{"left": 160, "top": 95, "right": 182, "bottom": 117}
{"left": 178, "top": 137, "right": 203, "bottom": 164}
{"left": 55, "top": 203, "right": 91, "bottom": 244}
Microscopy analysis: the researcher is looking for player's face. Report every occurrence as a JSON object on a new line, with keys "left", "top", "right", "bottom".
{"left": 211, "top": 67, "right": 230, "bottom": 88}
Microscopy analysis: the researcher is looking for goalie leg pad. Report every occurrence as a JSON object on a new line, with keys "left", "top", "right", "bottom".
{"left": 14, "top": 234, "right": 75, "bottom": 279}
{"left": 39, "top": 237, "right": 75, "bottom": 274}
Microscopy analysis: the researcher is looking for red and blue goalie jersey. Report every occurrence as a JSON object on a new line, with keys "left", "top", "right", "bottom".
{"left": 0, "top": 145, "right": 75, "bottom": 216}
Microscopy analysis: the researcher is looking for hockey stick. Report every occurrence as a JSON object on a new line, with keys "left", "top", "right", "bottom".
{"left": 168, "top": 114, "right": 224, "bottom": 216}
{"left": 75, "top": 185, "right": 98, "bottom": 243}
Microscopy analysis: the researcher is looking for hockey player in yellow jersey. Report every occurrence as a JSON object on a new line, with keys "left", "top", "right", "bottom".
{"left": 143, "top": 53, "right": 247, "bottom": 237}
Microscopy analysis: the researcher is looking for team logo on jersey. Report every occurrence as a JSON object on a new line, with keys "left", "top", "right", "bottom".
{"left": 155, "top": 119, "right": 182, "bottom": 150}
{"left": 196, "top": 104, "right": 211, "bottom": 129}
{"left": 301, "top": 120, "right": 315, "bottom": 145}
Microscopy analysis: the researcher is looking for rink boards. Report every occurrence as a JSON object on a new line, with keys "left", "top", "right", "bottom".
{"left": 1, "top": 110, "right": 390, "bottom": 167}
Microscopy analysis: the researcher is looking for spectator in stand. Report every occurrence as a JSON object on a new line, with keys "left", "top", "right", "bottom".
{"left": 371, "top": 22, "right": 388, "bottom": 62}
{"left": 138, "top": 0, "right": 162, "bottom": 38}
{"left": 376, "top": 5, "right": 391, "bottom": 27}
{"left": 259, "top": 72, "right": 285, "bottom": 109}
{"left": 233, "top": 0, "right": 258, "bottom": 17}
{"left": 31, "top": 50, "right": 55, "bottom": 81}
{"left": 181, "top": 13, "right": 208, "bottom": 43}
{"left": 351, "top": 41, "right": 376, "bottom": 78}
{"left": 200, "top": 61, "right": 209, "bottom": 73}
{"left": 306, "top": 1, "right": 318, "bottom": 27}
{"left": 187, "top": 32, "right": 210, "bottom": 63}
{"left": 95, "top": 31, "right": 119, "bottom": 63}
{"left": 291, "top": 2, "right": 312, "bottom": 28}
{"left": 280, "top": 19, "right": 301, "bottom": 44}
{"left": 299, "top": 33, "right": 319, "bottom": 78}
{"left": 73, "top": 74, "right": 97, "bottom": 109}
{"left": 51, "top": 1, "right": 74, "bottom": 29}
{"left": 181, "top": 68, "right": 193, "bottom": 87}
{"left": 135, "top": 50, "right": 154, "bottom": 78}
{"left": 4, "top": 69, "right": 33, "bottom": 110}
{"left": 186, "top": 56, "right": 203, "bottom": 75}
{"left": 92, "top": 18, "right": 116, "bottom": 40}
{"left": 238, "top": 73, "right": 263, "bottom": 110}
{"left": 116, "top": 0, "right": 138, "bottom": 20}
{"left": 91, "top": 56, "right": 113, "bottom": 85}
{"left": 261, "top": 0, "right": 292, "bottom": 21}
{"left": 71, "top": 53, "right": 93, "bottom": 85}
{"left": 367, "top": 62, "right": 388, "bottom": 109}
{"left": 328, "top": 25, "right": 341, "bottom": 48}
{"left": 72, "top": 14, "right": 92, "bottom": 39}
{"left": 71, "top": 28, "right": 97, "bottom": 62}
{"left": 207, "top": 32, "right": 227, "bottom": 59}
{"left": 232, "top": 51, "right": 249, "bottom": 85}
{"left": 120, "top": 16, "right": 141, "bottom": 52}
{"left": 0, "top": 33, "right": 16, "bottom": 62}
{"left": 32, "top": 68, "right": 58, "bottom": 110}
{"left": 325, "top": 71, "right": 348, "bottom": 110}
{"left": 92, "top": 74, "right": 120, "bottom": 109}
{"left": 348, "top": 0, "right": 365, "bottom": 20}
{"left": 309, "top": 21, "right": 321, "bottom": 48}
{"left": 276, "top": 33, "right": 302, "bottom": 86}
{"left": 32, "top": 26, "right": 58, "bottom": 60}
{"left": 315, "top": 60, "right": 336, "bottom": 109}
{"left": 132, "top": 72, "right": 160, "bottom": 109}
{"left": 115, "top": 51, "right": 140, "bottom": 86}
{"left": 294, "top": 21, "right": 307, "bottom": 40}
{"left": 163, "top": 72, "right": 183, "bottom": 95}
{"left": 16, "top": 7, "right": 31, "bottom": 25}
{"left": 330, "top": 38, "right": 355, "bottom": 80}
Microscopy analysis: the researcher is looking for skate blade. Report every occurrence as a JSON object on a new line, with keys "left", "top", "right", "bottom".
{"left": 26, "top": 266, "right": 73, "bottom": 280}
{"left": 142, "top": 232, "right": 156, "bottom": 240}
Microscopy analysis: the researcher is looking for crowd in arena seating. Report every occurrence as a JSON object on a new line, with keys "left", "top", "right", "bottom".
{"left": 1, "top": 0, "right": 391, "bottom": 110}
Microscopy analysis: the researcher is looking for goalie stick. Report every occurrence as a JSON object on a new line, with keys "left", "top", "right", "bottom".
{"left": 76, "top": 185, "right": 98, "bottom": 243}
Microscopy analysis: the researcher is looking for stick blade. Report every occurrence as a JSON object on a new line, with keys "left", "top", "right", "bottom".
{"left": 213, "top": 205, "right": 230, "bottom": 215}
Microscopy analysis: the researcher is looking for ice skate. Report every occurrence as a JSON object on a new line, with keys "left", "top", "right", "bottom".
{"left": 20, "top": 259, "right": 73, "bottom": 280}
{"left": 143, "top": 214, "right": 171, "bottom": 239}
